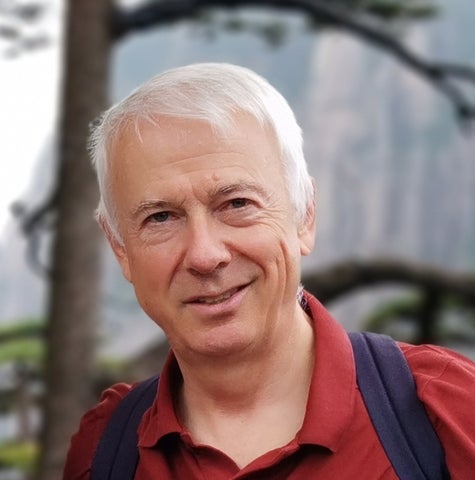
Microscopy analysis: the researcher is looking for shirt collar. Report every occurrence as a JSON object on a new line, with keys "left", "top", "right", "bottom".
{"left": 138, "top": 350, "right": 183, "bottom": 448}
{"left": 138, "top": 291, "right": 357, "bottom": 452}
{"left": 297, "top": 292, "right": 356, "bottom": 452}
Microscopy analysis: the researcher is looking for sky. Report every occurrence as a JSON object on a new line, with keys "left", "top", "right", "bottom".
{"left": 0, "top": 1, "right": 62, "bottom": 235}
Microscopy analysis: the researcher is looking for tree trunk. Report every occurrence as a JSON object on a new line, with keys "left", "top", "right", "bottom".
{"left": 35, "top": 0, "right": 112, "bottom": 478}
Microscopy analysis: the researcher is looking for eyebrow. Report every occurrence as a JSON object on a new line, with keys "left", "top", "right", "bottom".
{"left": 210, "top": 181, "right": 269, "bottom": 200}
{"left": 130, "top": 181, "right": 269, "bottom": 220}
{"left": 130, "top": 200, "right": 172, "bottom": 220}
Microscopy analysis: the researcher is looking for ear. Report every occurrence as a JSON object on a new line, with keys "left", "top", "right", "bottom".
{"left": 98, "top": 216, "right": 132, "bottom": 283}
{"left": 298, "top": 179, "right": 316, "bottom": 257}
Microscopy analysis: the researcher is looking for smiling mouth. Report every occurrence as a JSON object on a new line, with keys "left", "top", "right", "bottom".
{"left": 194, "top": 287, "right": 240, "bottom": 305}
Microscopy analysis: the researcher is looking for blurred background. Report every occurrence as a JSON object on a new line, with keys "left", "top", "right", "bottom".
{"left": 1, "top": 0, "right": 474, "bottom": 478}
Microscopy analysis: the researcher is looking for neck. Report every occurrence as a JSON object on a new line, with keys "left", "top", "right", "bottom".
{"left": 174, "top": 303, "right": 315, "bottom": 465}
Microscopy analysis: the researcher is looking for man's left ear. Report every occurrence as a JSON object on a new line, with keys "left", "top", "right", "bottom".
{"left": 298, "top": 181, "right": 316, "bottom": 256}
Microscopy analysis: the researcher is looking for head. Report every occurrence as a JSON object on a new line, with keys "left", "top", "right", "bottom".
{"left": 89, "top": 62, "right": 314, "bottom": 243}
{"left": 89, "top": 63, "right": 316, "bottom": 361}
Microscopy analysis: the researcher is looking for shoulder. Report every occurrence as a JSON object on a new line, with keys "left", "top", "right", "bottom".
{"left": 400, "top": 342, "right": 475, "bottom": 472}
{"left": 399, "top": 342, "right": 475, "bottom": 393}
{"left": 62, "top": 382, "right": 134, "bottom": 480}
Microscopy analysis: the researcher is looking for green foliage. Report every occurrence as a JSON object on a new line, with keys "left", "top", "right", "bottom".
{"left": 358, "top": 0, "right": 439, "bottom": 19}
{"left": 0, "top": 338, "right": 44, "bottom": 365}
{"left": 97, "top": 356, "right": 128, "bottom": 375}
{"left": 304, "top": 0, "right": 438, "bottom": 27}
{"left": 193, "top": 10, "right": 292, "bottom": 47}
{"left": 0, "top": 318, "right": 44, "bottom": 340}
{"left": 437, "top": 297, "right": 475, "bottom": 344}
{"left": 0, "top": 441, "right": 38, "bottom": 472}
{"left": 193, "top": 0, "right": 439, "bottom": 46}
{"left": 363, "top": 294, "right": 422, "bottom": 342}
{"left": 0, "top": 318, "right": 44, "bottom": 365}
{"left": 365, "top": 294, "right": 422, "bottom": 332}
{"left": 364, "top": 293, "right": 475, "bottom": 344}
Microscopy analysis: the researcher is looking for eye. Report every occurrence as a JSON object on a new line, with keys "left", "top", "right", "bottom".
{"left": 229, "top": 198, "right": 249, "bottom": 209}
{"left": 148, "top": 211, "right": 171, "bottom": 223}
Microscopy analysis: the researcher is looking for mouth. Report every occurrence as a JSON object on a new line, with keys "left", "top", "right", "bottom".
{"left": 187, "top": 285, "right": 246, "bottom": 306}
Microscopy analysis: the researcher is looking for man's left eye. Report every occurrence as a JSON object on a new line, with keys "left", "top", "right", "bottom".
{"left": 229, "top": 198, "right": 248, "bottom": 209}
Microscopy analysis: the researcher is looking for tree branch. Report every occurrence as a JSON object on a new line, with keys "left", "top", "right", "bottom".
{"left": 302, "top": 258, "right": 475, "bottom": 304}
{"left": 0, "top": 0, "right": 51, "bottom": 57}
{"left": 11, "top": 188, "right": 58, "bottom": 278}
{"left": 111, "top": 0, "right": 475, "bottom": 124}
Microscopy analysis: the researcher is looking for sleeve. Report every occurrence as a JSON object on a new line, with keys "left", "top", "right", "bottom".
{"left": 62, "top": 382, "right": 134, "bottom": 480}
{"left": 401, "top": 343, "right": 475, "bottom": 479}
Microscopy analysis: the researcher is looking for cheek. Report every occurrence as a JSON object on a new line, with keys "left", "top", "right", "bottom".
{"left": 127, "top": 247, "right": 172, "bottom": 291}
{"left": 129, "top": 258, "right": 173, "bottom": 326}
{"left": 236, "top": 227, "right": 302, "bottom": 274}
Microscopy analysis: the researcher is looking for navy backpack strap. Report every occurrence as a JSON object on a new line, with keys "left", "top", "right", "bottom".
{"left": 91, "top": 374, "right": 159, "bottom": 480}
{"left": 349, "top": 332, "right": 450, "bottom": 480}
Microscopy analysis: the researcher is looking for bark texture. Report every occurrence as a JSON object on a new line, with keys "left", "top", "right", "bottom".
{"left": 35, "top": 0, "right": 112, "bottom": 478}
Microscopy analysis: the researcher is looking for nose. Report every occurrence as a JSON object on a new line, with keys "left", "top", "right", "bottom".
{"left": 183, "top": 216, "right": 232, "bottom": 275}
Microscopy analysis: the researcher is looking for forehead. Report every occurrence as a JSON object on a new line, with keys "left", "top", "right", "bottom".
{"left": 113, "top": 113, "right": 276, "bottom": 157}
{"left": 110, "top": 113, "right": 282, "bottom": 173}
{"left": 107, "top": 114, "right": 287, "bottom": 211}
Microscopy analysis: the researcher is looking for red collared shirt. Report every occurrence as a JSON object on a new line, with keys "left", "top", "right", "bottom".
{"left": 63, "top": 293, "right": 475, "bottom": 479}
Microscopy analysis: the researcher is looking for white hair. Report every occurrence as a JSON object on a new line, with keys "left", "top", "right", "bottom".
{"left": 89, "top": 62, "right": 314, "bottom": 242}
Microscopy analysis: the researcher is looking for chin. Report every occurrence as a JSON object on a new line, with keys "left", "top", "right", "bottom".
{"left": 191, "top": 329, "right": 254, "bottom": 358}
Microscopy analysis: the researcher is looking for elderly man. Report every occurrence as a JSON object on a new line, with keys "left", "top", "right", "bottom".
{"left": 63, "top": 63, "right": 475, "bottom": 479}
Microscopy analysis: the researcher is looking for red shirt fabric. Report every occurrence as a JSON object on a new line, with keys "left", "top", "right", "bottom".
{"left": 63, "top": 293, "right": 475, "bottom": 479}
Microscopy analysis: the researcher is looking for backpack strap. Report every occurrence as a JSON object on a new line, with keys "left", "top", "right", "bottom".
{"left": 90, "top": 334, "right": 450, "bottom": 479}
{"left": 349, "top": 332, "right": 450, "bottom": 480}
{"left": 90, "top": 374, "right": 159, "bottom": 480}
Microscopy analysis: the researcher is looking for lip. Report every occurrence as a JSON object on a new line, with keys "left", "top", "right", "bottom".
{"left": 183, "top": 283, "right": 250, "bottom": 315}
{"left": 184, "top": 285, "right": 242, "bottom": 304}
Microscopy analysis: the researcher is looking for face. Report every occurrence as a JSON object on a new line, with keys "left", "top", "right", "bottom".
{"left": 106, "top": 114, "right": 315, "bottom": 362}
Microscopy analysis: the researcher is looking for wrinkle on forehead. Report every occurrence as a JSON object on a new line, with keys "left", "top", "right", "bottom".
{"left": 131, "top": 179, "right": 273, "bottom": 217}
{"left": 109, "top": 113, "right": 288, "bottom": 226}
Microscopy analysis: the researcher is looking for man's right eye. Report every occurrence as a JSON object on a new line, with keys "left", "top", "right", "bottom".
{"left": 148, "top": 211, "right": 170, "bottom": 223}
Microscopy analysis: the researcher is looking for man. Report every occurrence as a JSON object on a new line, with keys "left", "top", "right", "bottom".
{"left": 63, "top": 63, "right": 475, "bottom": 479}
